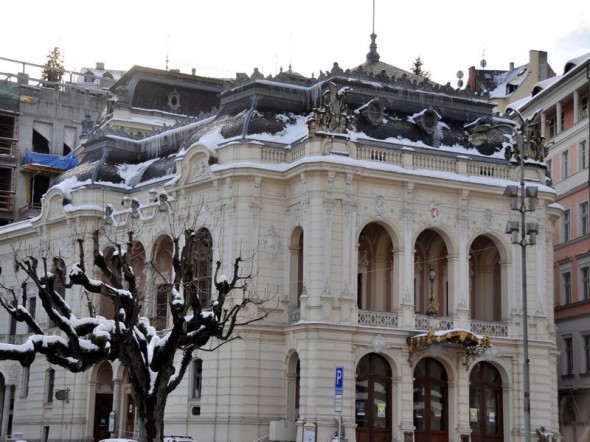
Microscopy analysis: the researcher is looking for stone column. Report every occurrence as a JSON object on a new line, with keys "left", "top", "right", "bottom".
{"left": 111, "top": 379, "right": 122, "bottom": 437}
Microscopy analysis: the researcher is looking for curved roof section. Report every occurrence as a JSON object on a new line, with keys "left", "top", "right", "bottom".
{"left": 54, "top": 44, "right": 505, "bottom": 193}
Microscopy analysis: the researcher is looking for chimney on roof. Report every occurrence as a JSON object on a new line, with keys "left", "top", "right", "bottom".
{"left": 192, "top": 68, "right": 196, "bottom": 75}
{"left": 509, "top": 62, "right": 514, "bottom": 71}
{"left": 96, "top": 62, "right": 105, "bottom": 70}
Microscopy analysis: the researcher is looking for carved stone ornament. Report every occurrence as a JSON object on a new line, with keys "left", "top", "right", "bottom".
{"left": 307, "top": 82, "right": 353, "bottom": 135}
{"left": 371, "top": 334, "right": 388, "bottom": 353}
{"left": 263, "top": 225, "right": 281, "bottom": 262}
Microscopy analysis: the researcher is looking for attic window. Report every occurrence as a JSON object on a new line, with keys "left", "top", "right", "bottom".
{"left": 417, "top": 109, "right": 439, "bottom": 134}
{"left": 84, "top": 70, "right": 95, "bottom": 83}
{"left": 363, "top": 100, "right": 384, "bottom": 126}
{"left": 167, "top": 89, "right": 181, "bottom": 112}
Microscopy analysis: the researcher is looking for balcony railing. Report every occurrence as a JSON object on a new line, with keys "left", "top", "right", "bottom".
{"left": 358, "top": 310, "right": 399, "bottom": 328}
{"left": 470, "top": 319, "right": 509, "bottom": 337}
{"left": 258, "top": 142, "right": 514, "bottom": 182}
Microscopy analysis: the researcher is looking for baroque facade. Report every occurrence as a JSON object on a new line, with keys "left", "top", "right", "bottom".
{"left": 0, "top": 42, "right": 561, "bottom": 442}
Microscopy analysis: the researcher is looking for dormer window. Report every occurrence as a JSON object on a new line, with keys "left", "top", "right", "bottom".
{"left": 167, "top": 89, "right": 181, "bottom": 112}
{"left": 84, "top": 70, "right": 95, "bottom": 83}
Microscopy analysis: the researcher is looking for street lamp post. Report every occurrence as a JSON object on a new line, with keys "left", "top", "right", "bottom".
{"left": 469, "top": 110, "right": 544, "bottom": 442}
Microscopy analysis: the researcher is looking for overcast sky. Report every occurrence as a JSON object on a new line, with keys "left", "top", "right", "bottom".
{"left": 2, "top": 0, "right": 589, "bottom": 86}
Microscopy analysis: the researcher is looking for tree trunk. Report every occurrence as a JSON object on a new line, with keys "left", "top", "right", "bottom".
{"left": 134, "top": 392, "right": 167, "bottom": 442}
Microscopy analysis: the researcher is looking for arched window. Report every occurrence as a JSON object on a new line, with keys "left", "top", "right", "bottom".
{"left": 470, "top": 236, "right": 502, "bottom": 322}
{"left": 357, "top": 223, "right": 394, "bottom": 312}
{"left": 46, "top": 368, "right": 55, "bottom": 403}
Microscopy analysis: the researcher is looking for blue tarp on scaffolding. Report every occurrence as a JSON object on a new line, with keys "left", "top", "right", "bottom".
{"left": 22, "top": 151, "right": 79, "bottom": 171}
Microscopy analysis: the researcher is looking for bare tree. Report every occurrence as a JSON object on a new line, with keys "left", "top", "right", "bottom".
{"left": 0, "top": 225, "right": 266, "bottom": 442}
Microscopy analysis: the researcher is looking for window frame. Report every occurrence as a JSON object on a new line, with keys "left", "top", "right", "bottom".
{"left": 46, "top": 368, "right": 55, "bottom": 403}
{"left": 580, "top": 200, "right": 589, "bottom": 237}
{"left": 561, "top": 268, "right": 572, "bottom": 305}
{"left": 580, "top": 140, "right": 588, "bottom": 170}
{"left": 564, "top": 336, "right": 574, "bottom": 375}
{"left": 562, "top": 208, "right": 571, "bottom": 242}
{"left": 191, "top": 358, "right": 203, "bottom": 400}
{"left": 561, "top": 150, "right": 569, "bottom": 179}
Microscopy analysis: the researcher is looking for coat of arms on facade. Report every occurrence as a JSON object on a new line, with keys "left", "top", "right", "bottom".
{"left": 308, "top": 82, "right": 353, "bottom": 135}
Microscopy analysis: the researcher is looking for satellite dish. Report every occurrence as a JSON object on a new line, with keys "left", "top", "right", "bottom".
{"left": 480, "top": 59, "right": 487, "bottom": 68}
{"left": 457, "top": 79, "right": 464, "bottom": 88}
{"left": 456, "top": 70, "right": 464, "bottom": 79}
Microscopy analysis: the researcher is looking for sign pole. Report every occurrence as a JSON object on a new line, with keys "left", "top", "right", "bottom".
{"left": 335, "top": 366, "right": 344, "bottom": 441}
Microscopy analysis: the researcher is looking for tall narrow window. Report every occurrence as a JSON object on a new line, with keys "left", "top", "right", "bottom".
{"left": 21, "top": 366, "right": 30, "bottom": 398}
{"left": 192, "top": 359, "right": 203, "bottom": 399}
{"left": 585, "top": 335, "right": 590, "bottom": 373}
{"left": 580, "top": 201, "right": 589, "bottom": 236}
{"left": 28, "top": 297, "right": 36, "bottom": 333}
{"left": 189, "top": 229, "right": 213, "bottom": 308}
{"left": 46, "top": 368, "right": 55, "bottom": 403}
{"left": 580, "top": 140, "right": 587, "bottom": 170}
{"left": 563, "top": 209, "right": 571, "bottom": 242}
{"left": 563, "top": 272, "right": 572, "bottom": 304}
{"left": 155, "top": 283, "right": 171, "bottom": 331}
{"left": 562, "top": 151, "right": 569, "bottom": 179}
{"left": 581, "top": 266, "right": 590, "bottom": 301}
{"left": 582, "top": 96, "right": 588, "bottom": 118}
{"left": 560, "top": 112, "right": 565, "bottom": 131}
{"left": 548, "top": 117, "right": 556, "bottom": 138}
{"left": 564, "top": 337, "right": 574, "bottom": 374}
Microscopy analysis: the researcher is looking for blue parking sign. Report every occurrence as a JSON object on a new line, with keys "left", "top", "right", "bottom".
{"left": 335, "top": 366, "right": 344, "bottom": 394}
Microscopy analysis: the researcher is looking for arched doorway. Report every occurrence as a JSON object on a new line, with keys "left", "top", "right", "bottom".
{"left": 469, "top": 362, "right": 503, "bottom": 442}
{"left": 413, "top": 358, "right": 448, "bottom": 442}
{"left": 355, "top": 353, "right": 391, "bottom": 442}
{"left": 93, "top": 362, "right": 113, "bottom": 442}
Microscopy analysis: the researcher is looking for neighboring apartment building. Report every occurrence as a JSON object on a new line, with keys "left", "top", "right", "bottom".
{"left": 0, "top": 38, "right": 562, "bottom": 442}
{"left": 466, "top": 50, "right": 556, "bottom": 113}
{"left": 510, "top": 52, "right": 590, "bottom": 441}
{"left": 0, "top": 58, "right": 115, "bottom": 225}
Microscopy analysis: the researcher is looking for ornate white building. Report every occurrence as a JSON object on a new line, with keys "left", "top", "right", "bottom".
{"left": 0, "top": 40, "right": 561, "bottom": 442}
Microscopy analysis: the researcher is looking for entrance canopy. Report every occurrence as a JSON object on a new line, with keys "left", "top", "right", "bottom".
{"left": 407, "top": 328, "right": 491, "bottom": 369}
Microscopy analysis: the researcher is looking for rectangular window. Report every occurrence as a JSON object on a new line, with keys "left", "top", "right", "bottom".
{"left": 581, "top": 266, "right": 590, "bottom": 301}
{"left": 563, "top": 209, "right": 571, "bottom": 242}
{"left": 581, "top": 201, "right": 589, "bottom": 236}
{"left": 585, "top": 335, "right": 590, "bottom": 373}
{"left": 565, "top": 337, "right": 574, "bottom": 374}
{"left": 46, "top": 369, "right": 55, "bottom": 403}
{"left": 583, "top": 96, "right": 588, "bottom": 118}
{"left": 563, "top": 271, "right": 572, "bottom": 304}
{"left": 192, "top": 359, "right": 203, "bottom": 399}
{"left": 548, "top": 117, "right": 556, "bottom": 138}
{"left": 21, "top": 366, "right": 30, "bottom": 398}
{"left": 562, "top": 151, "right": 569, "bottom": 178}
{"left": 560, "top": 111, "right": 565, "bottom": 131}
{"left": 546, "top": 159, "right": 552, "bottom": 180}
{"left": 155, "top": 284, "right": 171, "bottom": 331}
{"left": 28, "top": 297, "right": 36, "bottom": 333}
{"left": 581, "top": 140, "right": 588, "bottom": 170}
